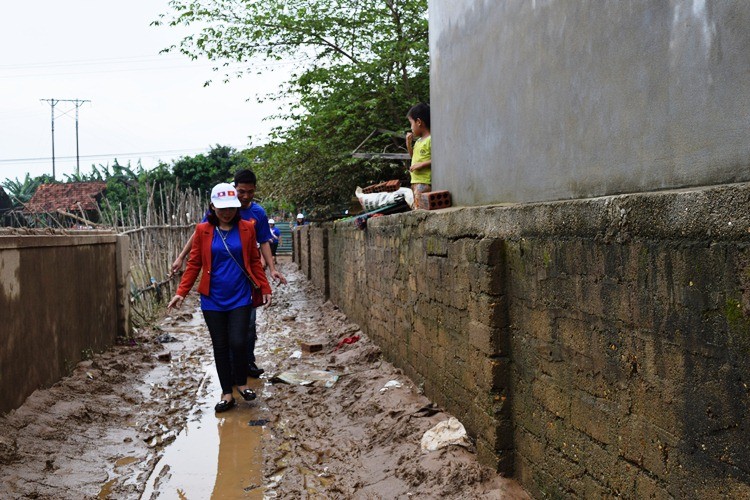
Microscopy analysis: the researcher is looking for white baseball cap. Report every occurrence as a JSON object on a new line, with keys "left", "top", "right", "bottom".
{"left": 296, "top": 213, "right": 304, "bottom": 219}
{"left": 210, "top": 183, "right": 241, "bottom": 209}
{"left": 268, "top": 219, "right": 275, "bottom": 224}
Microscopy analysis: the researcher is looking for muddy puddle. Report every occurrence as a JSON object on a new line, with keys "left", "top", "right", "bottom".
{"left": 0, "top": 258, "right": 529, "bottom": 499}
{"left": 140, "top": 370, "right": 266, "bottom": 499}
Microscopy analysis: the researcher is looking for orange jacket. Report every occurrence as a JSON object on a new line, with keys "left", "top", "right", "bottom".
{"left": 177, "top": 220, "right": 271, "bottom": 299}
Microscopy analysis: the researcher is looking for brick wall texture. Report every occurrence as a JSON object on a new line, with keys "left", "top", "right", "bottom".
{"left": 298, "top": 225, "right": 311, "bottom": 280}
{"left": 309, "top": 226, "right": 329, "bottom": 300}
{"left": 300, "top": 183, "right": 750, "bottom": 497}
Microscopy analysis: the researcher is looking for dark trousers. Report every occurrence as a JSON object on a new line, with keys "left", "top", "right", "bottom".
{"left": 228, "top": 306, "right": 258, "bottom": 369}
{"left": 247, "top": 307, "right": 257, "bottom": 364}
{"left": 202, "top": 306, "right": 251, "bottom": 394}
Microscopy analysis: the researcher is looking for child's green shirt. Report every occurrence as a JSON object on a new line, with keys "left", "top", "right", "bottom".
{"left": 410, "top": 136, "right": 432, "bottom": 185}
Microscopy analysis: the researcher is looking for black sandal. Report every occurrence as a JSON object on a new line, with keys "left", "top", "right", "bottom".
{"left": 215, "top": 397, "right": 236, "bottom": 413}
{"left": 240, "top": 388, "right": 256, "bottom": 401}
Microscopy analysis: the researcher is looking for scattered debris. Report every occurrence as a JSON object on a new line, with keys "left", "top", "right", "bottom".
{"left": 334, "top": 335, "right": 360, "bottom": 351}
{"left": 271, "top": 370, "right": 339, "bottom": 388}
{"left": 157, "top": 352, "right": 172, "bottom": 362}
{"left": 380, "top": 380, "right": 403, "bottom": 393}
{"left": 411, "top": 403, "right": 442, "bottom": 418}
{"left": 289, "top": 350, "right": 302, "bottom": 359}
{"left": 420, "top": 417, "right": 471, "bottom": 452}
{"left": 300, "top": 342, "right": 323, "bottom": 353}
{"left": 248, "top": 419, "right": 270, "bottom": 427}
{"left": 155, "top": 333, "right": 178, "bottom": 344}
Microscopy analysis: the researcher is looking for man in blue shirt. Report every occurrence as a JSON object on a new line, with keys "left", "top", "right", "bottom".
{"left": 268, "top": 218, "right": 281, "bottom": 266}
{"left": 172, "top": 169, "right": 287, "bottom": 377}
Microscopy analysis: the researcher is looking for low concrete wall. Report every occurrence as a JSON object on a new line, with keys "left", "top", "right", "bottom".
{"left": 0, "top": 232, "right": 130, "bottom": 414}
{"left": 301, "top": 183, "right": 750, "bottom": 496}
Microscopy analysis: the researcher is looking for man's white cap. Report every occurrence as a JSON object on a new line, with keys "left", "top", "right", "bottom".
{"left": 210, "top": 183, "right": 241, "bottom": 209}
{"left": 268, "top": 219, "right": 275, "bottom": 224}
{"left": 296, "top": 213, "right": 304, "bottom": 219}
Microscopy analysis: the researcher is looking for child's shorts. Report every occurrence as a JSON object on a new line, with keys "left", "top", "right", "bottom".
{"left": 411, "top": 183, "right": 431, "bottom": 209}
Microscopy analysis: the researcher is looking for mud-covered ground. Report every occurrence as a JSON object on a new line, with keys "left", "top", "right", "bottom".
{"left": 0, "top": 259, "right": 529, "bottom": 499}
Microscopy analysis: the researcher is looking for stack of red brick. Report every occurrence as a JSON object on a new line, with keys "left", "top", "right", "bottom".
{"left": 361, "top": 179, "right": 401, "bottom": 194}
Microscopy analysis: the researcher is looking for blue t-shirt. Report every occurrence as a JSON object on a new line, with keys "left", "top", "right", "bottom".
{"left": 241, "top": 203, "right": 273, "bottom": 244}
{"left": 271, "top": 227, "right": 281, "bottom": 241}
{"left": 200, "top": 225, "right": 252, "bottom": 311}
{"left": 202, "top": 202, "right": 273, "bottom": 244}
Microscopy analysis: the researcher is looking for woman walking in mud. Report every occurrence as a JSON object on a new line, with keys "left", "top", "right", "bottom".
{"left": 168, "top": 183, "right": 272, "bottom": 412}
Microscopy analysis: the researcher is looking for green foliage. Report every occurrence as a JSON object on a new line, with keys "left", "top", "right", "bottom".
{"left": 2, "top": 173, "right": 57, "bottom": 205}
{"left": 100, "top": 160, "right": 184, "bottom": 225}
{"left": 171, "top": 144, "right": 239, "bottom": 193}
{"left": 156, "top": 0, "right": 429, "bottom": 217}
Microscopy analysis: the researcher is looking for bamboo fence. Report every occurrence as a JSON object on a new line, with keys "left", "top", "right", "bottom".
{"left": 104, "top": 183, "right": 205, "bottom": 329}
{"left": 1, "top": 183, "right": 206, "bottom": 330}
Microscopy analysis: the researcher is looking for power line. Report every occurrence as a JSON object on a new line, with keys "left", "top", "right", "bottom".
{"left": 0, "top": 54, "right": 305, "bottom": 70}
{"left": 0, "top": 146, "right": 249, "bottom": 165}
{"left": 0, "top": 58, "right": 302, "bottom": 79}
{"left": 40, "top": 98, "right": 90, "bottom": 179}
{"left": 0, "top": 54, "right": 186, "bottom": 70}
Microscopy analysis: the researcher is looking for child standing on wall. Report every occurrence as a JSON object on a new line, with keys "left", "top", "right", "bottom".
{"left": 406, "top": 103, "right": 431, "bottom": 209}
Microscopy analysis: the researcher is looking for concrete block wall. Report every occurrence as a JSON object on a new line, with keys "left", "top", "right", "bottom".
{"left": 309, "top": 226, "right": 329, "bottom": 300}
{"left": 302, "top": 183, "right": 750, "bottom": 496}
{"left": 327, "top": 214, "right": 513, "bottom": 471}
{"left": 292, "top": 225, "right": 301, "bottom": 264}
{"left": 0, "top": 231, "right": 130, "bottom": 414}
{"left": 504, "top": 191, "right": 750, "bottom": 498}
{"left": 298, "top": 225, "right": 311, "bottom": 279}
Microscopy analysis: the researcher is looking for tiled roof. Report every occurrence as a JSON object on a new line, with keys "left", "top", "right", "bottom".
{"left": 25, "top": 181, "right": 107, "bottom": 213}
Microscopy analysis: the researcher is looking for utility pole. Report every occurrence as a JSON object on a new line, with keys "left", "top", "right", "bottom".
{"left": 72, "top": 99, "right": 91, "bottom": 176}
{"left": 40, "top": 98, "right": 91, "bottom": 179}
{"left": 40, "top": 98, "right": 58, "bottom": 179}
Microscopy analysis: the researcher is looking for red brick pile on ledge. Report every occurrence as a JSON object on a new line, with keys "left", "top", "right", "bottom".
{"left": 25, "top": 181, "right": 107, "bottom": 213}
{"left": 361, "top": 179, "right": 401, "bottom": 194}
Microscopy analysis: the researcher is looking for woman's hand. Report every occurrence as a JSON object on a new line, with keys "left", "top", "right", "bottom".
{"left": 167, "top": 294, "right": 185, "bottom": 310}
{"left": 271, "top": 269, "right": 287, "bottom": 285}
{"left": 262, "top": 294, "right": 272, "bottom": 307}
{"left": 170, "top": 255, "right": 184, "bottom": 275}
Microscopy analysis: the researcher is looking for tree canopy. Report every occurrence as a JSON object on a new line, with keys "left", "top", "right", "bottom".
{"left": 156, "top": 0, "right": 429, "bottom": 217}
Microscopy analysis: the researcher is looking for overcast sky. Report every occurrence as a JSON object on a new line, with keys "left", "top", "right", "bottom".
{"left": 0, "top": 1, "right": 292, "bottom": 184}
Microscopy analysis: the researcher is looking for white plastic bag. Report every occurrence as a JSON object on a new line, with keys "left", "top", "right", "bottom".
{"left": 356, "top": 187, "right": 414, "bottom": 211}
{"left": 420, "top": 417, "right": 471, "bottom": 452}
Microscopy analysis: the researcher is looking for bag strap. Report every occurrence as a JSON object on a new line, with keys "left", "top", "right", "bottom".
{"left": 216, "top": 226, "right": 260, "bottom": 290}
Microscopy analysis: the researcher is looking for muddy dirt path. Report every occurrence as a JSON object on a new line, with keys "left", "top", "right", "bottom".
{"left": 0, "top": 259, "right": 529, "bottom": 499}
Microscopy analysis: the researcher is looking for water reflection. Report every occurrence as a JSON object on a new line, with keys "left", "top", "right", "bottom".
{"left": 140, "top": 373, "right": 264, "bottom": 499}
{"left": 211, "top": 408, "right": 263, "bottom": 499}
